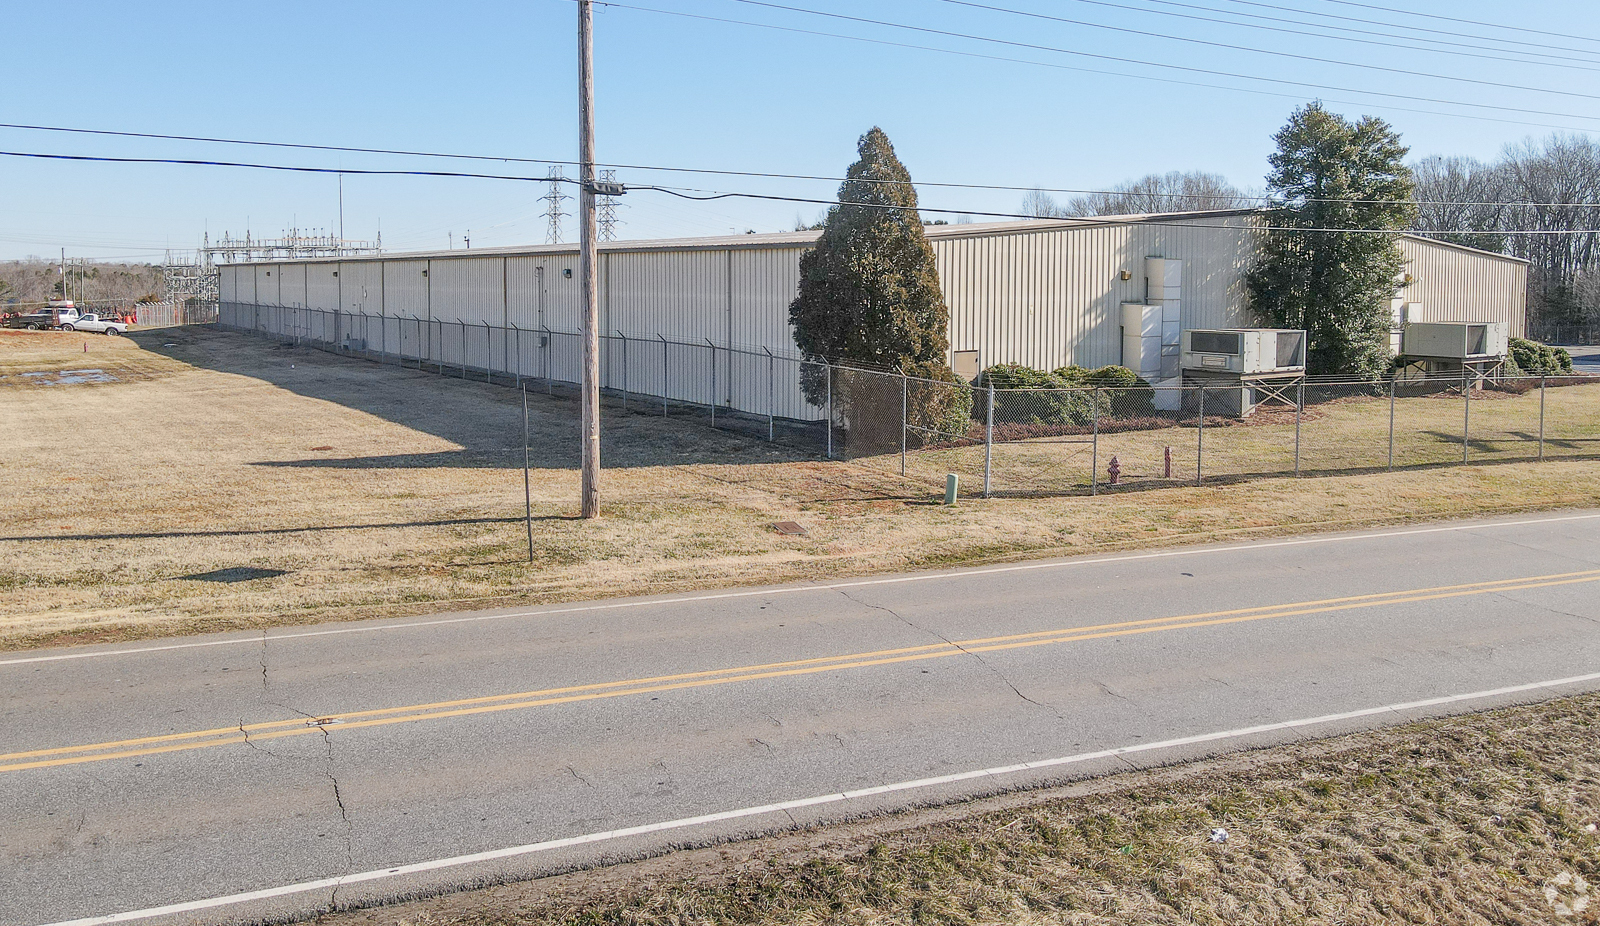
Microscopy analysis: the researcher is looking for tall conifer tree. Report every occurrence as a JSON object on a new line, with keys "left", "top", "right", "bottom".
{"left": 789, "top": 128, "right": 952, "bottom": 399}
{"left": 1248, "top": 103, "right": 1416, "bottom": 379}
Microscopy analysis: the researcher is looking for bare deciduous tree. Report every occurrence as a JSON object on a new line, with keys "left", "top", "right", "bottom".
{"left": 1020, "top": 188, "right": 1068, "bottom": 219}
{"left": 1064, "top": 171, "right": 1252, "bottom": 217}
{"left": 1409, "top": 155, "right": 1507, "bottom": 254}
{"left": 1498, "top": 135, "right": 1600, "bottom": 327}
{"left": 1018, "top": 172, "right": 1250, "bottom": 220}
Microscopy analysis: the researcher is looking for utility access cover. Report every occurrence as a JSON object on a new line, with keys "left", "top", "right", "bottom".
{"left": 771, "top": 521, "right": 809, "bottom": 536}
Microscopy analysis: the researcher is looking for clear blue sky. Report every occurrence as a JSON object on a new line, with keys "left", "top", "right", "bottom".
{"left": 3, "top": 0, "right": 1598, "bottom": 260}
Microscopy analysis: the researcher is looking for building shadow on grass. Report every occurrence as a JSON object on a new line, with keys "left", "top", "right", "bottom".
{"left": 129, "top": 328, "right": 821, "bottom": 470}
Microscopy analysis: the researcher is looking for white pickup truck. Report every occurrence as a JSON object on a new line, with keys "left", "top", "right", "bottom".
{"left": 67, "top": 313, "right": 129, "bottom": 336}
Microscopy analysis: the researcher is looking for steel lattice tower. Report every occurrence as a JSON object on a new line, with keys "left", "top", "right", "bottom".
{"left": 542, "top": 168, "right": 571, "bottom": 244}
{"left": 597, "top": 169, "right": 622, "bottom": 242}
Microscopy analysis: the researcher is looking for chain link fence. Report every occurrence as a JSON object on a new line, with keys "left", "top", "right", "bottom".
{"left": 217, "top": 302, "right": 1600, "bottom": 500}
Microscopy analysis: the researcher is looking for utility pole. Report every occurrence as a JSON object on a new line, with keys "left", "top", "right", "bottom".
{"left": 578, "top": 0, "right": 601, "bottom": 518}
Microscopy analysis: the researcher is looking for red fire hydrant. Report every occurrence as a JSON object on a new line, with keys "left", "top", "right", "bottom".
{"left": 1107, "top": 455, "right": 1122, "bottom": 485}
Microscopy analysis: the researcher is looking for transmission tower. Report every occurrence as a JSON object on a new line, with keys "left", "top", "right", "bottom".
{"left": 597, "top": 169, "right": 623, "bottom": 241}
{"left": 542, "top": 167, "right": 571, "bottom": 244}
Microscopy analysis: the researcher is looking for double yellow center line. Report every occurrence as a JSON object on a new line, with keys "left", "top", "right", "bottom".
{"left": 6, "top": 568, "right": 1597, "bottom": 774}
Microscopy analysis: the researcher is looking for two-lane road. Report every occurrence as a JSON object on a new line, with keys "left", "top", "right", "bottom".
{"left": 7, "top": 511, "right": 1600, "bottom": 925}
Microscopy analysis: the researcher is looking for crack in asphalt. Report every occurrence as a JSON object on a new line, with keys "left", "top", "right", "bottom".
{"left": 834, "top": 588, "right": 1065, "bottom": 720}
{"left": 1091, "top": 678, "right": 1135, "bottom": 705}
{"left": 254, "top": 637, "right": 356, "bottom": 912}
{"left": 1477, "top": 530, "right": 1600, "bottom": 566}
{"left": 1502, "top": 591, "right": 1600, "bottom": 628}
{"left": 566, "top": 765, "right": 595, "bottom": 789}
{"left": 318, "top": 724, "right": 355, "bottom": 912}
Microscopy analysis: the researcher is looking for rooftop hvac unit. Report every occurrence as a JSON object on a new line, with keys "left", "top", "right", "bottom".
{"left": 1401, "top": 321, "right": 1509, "bottom": 360}
{"left": 1181, "top": 329, "right": 1307, "bottom": 375}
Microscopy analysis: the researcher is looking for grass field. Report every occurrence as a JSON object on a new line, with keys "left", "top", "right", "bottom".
{"left": 317, "top": 692, "right": 1600, "bottom": 926}
{"left": 6, "top": 326, "right": 1600, "bottom": 652}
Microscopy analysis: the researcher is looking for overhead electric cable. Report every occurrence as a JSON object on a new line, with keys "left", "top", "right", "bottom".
{"left": 726, "top": 0, "right": 1600, "bottom": 104}
{"left": 606, "top": 1, "right": 1600, "bottom": 125}
{"left": 932, "top": 0, "right": 1600, "bottom": 84}
{"left": 13, "top": 119, "right": 1600, "bottom": 206}
{"left": 4, "top": 148, "right": 1594, "bottom": 236}
{"left": 1055, "top": 0, "right": 1600, "bottom": 70}
{"left": 638, "top": 185, "right": 1600, "bottom": 235}
{"left": 1209, "top": 0, "right": 1600, "bottom": 57}
{"left": 1294, "top": 0, "right": 1600, "bottom": 46}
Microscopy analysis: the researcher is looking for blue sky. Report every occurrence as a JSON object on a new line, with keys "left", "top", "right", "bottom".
{"left": 3, "top": 0, "right": 1599, "bottom": 260}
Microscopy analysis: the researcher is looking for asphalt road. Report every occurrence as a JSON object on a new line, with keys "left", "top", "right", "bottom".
{"left": 7, "top": 511, "right": 1600, "bottom": 926}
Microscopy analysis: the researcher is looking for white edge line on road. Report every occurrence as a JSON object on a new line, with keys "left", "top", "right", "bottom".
{"left": 8, "top": 510, "right": 1600, "bottom": 668}
{"left": 37, "top": 668, "right": 1600, "bottom": 926}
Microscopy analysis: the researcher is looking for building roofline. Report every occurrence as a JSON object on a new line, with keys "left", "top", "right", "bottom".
{"left": 219, "top": 209, "right": 1266, "bottom": 267}
{"left": 1399, "top": 233, "right": 1529, "bottom": 265}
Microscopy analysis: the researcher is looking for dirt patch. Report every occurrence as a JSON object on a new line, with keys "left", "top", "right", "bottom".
{"left": 6, "top": 327, "right": 1600, "bottom": 651}
{"left": 318, "top": 693, "right": 1600, "bottom": 926}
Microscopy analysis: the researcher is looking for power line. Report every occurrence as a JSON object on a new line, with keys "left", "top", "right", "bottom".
{"left": 931, "top": 0, "right": 1600, "bottom": 87}
{"left": 1207, "top": 0, "right": 1600, "bottom": 57}
{"left": 6, "top": 146, "right": 1600, "bottom": 234}
{"left": 601, "top": 1, "right": 1600, "bottom": 127}
{"left": 14, "top": 118, "right": 1600, "bottom": 207}
{"left": 636, "top": 185, "right": 1600, "bottom": 235}
{"left": 1283, "top": 0, "right": 1600, "bottom": 47}
{"left": 725, "top": 0, "right": 1600, "bottom": 105}
{"left": 1055, "top": 0, "right": 1600, "bottom": 70}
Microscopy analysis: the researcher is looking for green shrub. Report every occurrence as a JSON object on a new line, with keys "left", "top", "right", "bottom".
{"left": 1508, "top": 337, "right": 1574, "bottom": 376}
{"left": 974, "top": 363, "right": 1113, "bottom": 426}
{"left": 904, "top": 360, "right": 974, "bottom": 440}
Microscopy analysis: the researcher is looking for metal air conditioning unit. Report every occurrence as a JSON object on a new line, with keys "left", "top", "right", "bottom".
{"left": 1401, "top": 321, "right": 1509, "bottom": 360}
{"left": 1181, "top": 329, "right": 1307, "bottom": 375}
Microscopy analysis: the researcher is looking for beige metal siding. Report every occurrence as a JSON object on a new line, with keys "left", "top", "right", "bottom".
{"left": 1398, "top": 238, "right": 1527, "bottom": 337}
{"left": 934, "top": 214, "right": 1255, "bottom": 372}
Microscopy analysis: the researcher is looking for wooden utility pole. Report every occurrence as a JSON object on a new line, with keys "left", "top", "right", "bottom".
{"left": 578, "top": 0, "right": 601, "bottom": 518}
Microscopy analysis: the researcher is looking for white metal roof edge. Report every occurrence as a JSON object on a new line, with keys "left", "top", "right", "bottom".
{"left": 220, "top": 209, "right": 1268, "bottom": 267}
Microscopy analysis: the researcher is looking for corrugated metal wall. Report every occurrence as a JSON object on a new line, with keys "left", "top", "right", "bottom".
{"left": 934, "top": 214, "right": 1255, "bottom": 372}
{"left": 1399, "top": 238, "right": 1527, "bottom": 337}
{"left": 215, "top": 216, "right": 1524, "bottom": 419}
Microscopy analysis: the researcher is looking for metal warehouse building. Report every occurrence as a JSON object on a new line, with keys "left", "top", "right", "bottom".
{"left": 217, "top": 209, "right": 1528, "bottom": 418}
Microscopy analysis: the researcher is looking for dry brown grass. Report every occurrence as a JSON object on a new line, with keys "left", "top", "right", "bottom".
{"left": 321, "top": 694, "right": 1600, "bottom": 926}
{"left": 7, "top": 327, "right": 1600, "bottom": 652}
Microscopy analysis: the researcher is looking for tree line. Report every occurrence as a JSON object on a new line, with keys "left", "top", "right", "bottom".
{"left": 1024, "top": 130, "right": 1600, "bottom": 338}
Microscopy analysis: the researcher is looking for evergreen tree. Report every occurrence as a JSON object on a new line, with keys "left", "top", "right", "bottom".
{"left": 1248, "top": 103, "right": 1416, "bottom": 379}
{"left": 789, "top": 127, "right": 952, "bottom": 395}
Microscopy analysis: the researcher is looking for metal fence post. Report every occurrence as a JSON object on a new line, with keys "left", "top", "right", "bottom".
{"left": 826, "top": 366, "right": 834, "bottom": 459}
{"left": 1294, "top": 379, "right": 1303, "bottom": 477}
{"left": 1196, "top": 385, "right": 1205, "bottom": 487}
{"left": 1462, "top": 367, "right": 1470, "bottom": 464}
{"left": 983, "top": 383, "right": 994, "bottom": 498}
{"left": 459, "top": 319, "right": 468, "bottom": 379}
{"left": 543, "top": 325, "right": 553, "bottom": 395}
{"left": 523, "top": 384, "right": 534, "bottom": 565}
{"left": 618, "top": 331, "right": 628, "bottom": 411}
{"left": 1090, "top": 385, "right": 1099, "bottom": 496}
{"left": 1382, "top": 377, "right": 1395, "bottom": 470}
{"left": 483, "top": 321, "right": 493, "bottom": 382}
{"left": 513, "top": 323, "right": 522, "bottom": 387}
{"left": 661, "top": 334, "right": 669, "bottom": 416}
{"left": 706, "top": 338, "right": 717, "bottom": 429}
{"left": 900, "top": 373, "right": 908, "bottom": 476}
{"left": 765, "top": 347, "right": 775, "bottom": 441}
{"left": 1539, "top": 375, "right": 1547, "bottom": 461}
